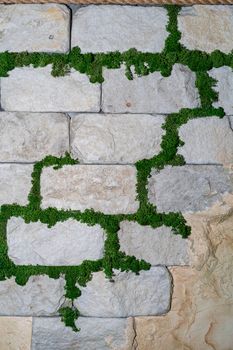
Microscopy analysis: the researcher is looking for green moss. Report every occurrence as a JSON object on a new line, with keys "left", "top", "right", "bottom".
{"left": 59, "top": 307, "right": 80, "bottom": 332}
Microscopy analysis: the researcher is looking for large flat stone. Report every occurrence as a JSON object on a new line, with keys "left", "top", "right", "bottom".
{"left": 178, "top": 116, "right": 233, "bottom": 165}
{"left": 74, "top": 268, "right": 171, "bottom": 317}
{"left": 1, "top": 65, "right": 100, "bottom": 112}
{"left": 0, "top": 112, "right": 69, "bottom": 162}
{"left": 0, "top": 4, "right": 70, "bottom": 53}
{"left": 7, "top": 217, "right": 105, "bottom": 266}
{"left": 0, "top": 317, "right": 32, "bottom": 350}
{"left": 71, "top": 5, "right": 168, "bottom": 53}
{"left": 178, "top": 5, "right": 233, "bottom": 54}
{"left": 118, "top": 221, "right": 190, "bottom": 266}
{"left": 0, "top": 164, "right": 33, "bottom": 206}
{"left": 209, "top": 66, "right": 233, "bottom": 115}
{"left": 148, "top": 165, "right": 233, "bottom": 213}
{"left": 102, "top": 64, "right": 200, "bottom": 114}
{"left": 32, "top": 316, "right": 134, "bottom": 350}
{"left": 70, "top": 114, "right": 165, "bottom": 163}
{"left": 0, "top": 276, "right": 65, "bottom": 316}
{"left": 41, "top": 165, "right": 139, "bottom": 214}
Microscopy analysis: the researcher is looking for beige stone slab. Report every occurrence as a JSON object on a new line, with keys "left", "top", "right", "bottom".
{"left": 0, "top": 317, "right": 32, "bottom": 350}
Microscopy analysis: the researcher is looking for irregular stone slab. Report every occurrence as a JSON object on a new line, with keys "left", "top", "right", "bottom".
{"left": 0, "top": 317, "right": 32, "bottom": 350}
{"left": 0, "top": 164, "right": 33, "bottom": 206}
{"left": 74, "top": 268, "right": 171, "bottom": 317}
{"left": 32, "top": 316, "right": 134, "bottom": 350}
{"left": 1, "top": 66, "right": 100, "bottom": 112}
{"left": 102, "top": 64, "right": 200, "bottom": 113}
{"left": 0, "top": 112, "right": 69, "bottom": 162}
{"left": 0, "top": 4, "right": 70, "bottom": 53}
{"left": 178, "top": 116, "right": 233, "bottom": 165}
{"left": 7, "top": 217, "right": 105, "bottom": 266}
{"left": 70, "top": 114, "right": 165, "bottom": 163}
{"left": 118, "top": 221, "right": 190, "bottom": 266}
{"left": 41, "top": 165, "right": 138, "bottom": 214}
{"left": 71, "top": 5, "right": 168, "bottom": 53}
{"left": 148, "top": 165, "right": 233, "bottom": 213}
{"left": 209, "top": 66, "right": 233, "bottom": 115}
{"left": 0, "top": 276, "right": 65, "bottom": 316}
{"left": 178, "top": 5, "right": 233, "bottom": 54}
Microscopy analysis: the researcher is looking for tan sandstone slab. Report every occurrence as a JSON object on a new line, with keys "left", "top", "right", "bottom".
{"left": 178, "top": 5, "right": 233, "bottom": 54}
{"left": 70, "top": 114, "right": 165, "bottom": 163}
{"left": 41, "top": 165, "right": 139, "bottom": 214}
{"left": 71, "top": 5, "right": 168, "bottom": 53}
{"left": 0, "top": 4, "right": 70, "bottom": 53}
{"left": 0, "top": 112, "right": 69, "bottom": 162}
{"left": 0, "top": 317, "right": 32, "bottom": 350}
{"left": 1, "top": 65, "right": 100, "bottom": 112}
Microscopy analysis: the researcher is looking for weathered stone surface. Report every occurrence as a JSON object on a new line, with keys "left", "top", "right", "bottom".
{"left": 74, "top": 268, "right": 171, "bottom": 317}
{"left": 134, "top": 194, "right": 233, "bottom": 350}
{"left": 71, "top": 5, "right": 168, "bottom": 53}
{"left": 7, "top": 217, "right": 105, "bottom": 266}
{"left": 70, "top": 114, "right": 165, "bottom": 163}
{"left": 1, "top": 65, "right": 100, "bottom": 112}
{"left": 41, "top": 165, "right": 138, "bottom": 214}
{"left": 102, "top": 64, "right": 200, "bottom": 113}
{"left": 0, "top": 164, "right": 33, "bottom": 206}
{"left": 0, "top": 112, "right": 69, "bottom": 162}
{"left": 0, "top": 317, "right": 32, "bottom": 350}
{"left": 178, "top": 5, "right": 233, "bottom": 54}
{"left": 209, "top": 66, "right": 233, "bottom": 115}
{"left": 0, "top": 4, "right": 70, "bottom": 53}
{"left": 118, "top": 221, "right": 190, "bottom": 266}
{"left": 32, "top": 316, "right": 134, "bottom": 350}
{"left": 148, "top": 165, "right": 233, "bottom": 213}
{"left": 178, "top": 116, "right": 233, "bottom": 165}
{"left": 0, "top": 276, "right": 65, "bottom": 316}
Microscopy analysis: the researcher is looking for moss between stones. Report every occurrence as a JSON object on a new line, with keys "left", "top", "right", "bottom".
{"left": 0, "top": 5, "right": 228, "bottom": 331}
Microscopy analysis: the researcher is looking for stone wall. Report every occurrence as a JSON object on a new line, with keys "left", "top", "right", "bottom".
{"left": 0, "top": 4, "right": 233, "bottom": 350}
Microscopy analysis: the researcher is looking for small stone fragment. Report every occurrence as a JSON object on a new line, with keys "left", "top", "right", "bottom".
{"left": 0, "top": 317, "right": 32, "bottom": 350}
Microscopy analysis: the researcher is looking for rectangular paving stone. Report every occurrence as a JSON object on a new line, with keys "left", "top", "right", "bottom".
{"left": 74, "top": 268, "right": 171, "bottom": 317}
{"left": 0, "top": 4, "right": 70, "bottom": 53}
{"left": 178, "top": 5, "right": 233, "bottom": 54}
{"left": 0, "top": 112, "right": 69, "bottom": 162}
{"left": 71, "top": 5, "right": 168, "bottom": 53}
{"left": 1, "top": 66, "right": 101, "bottom": 112}
{"left": 102, "top": 64, "right": 200, "bottom": 114}
{"left": 118, "top": 221, "right": 190, "bottom": 266}
{"left": 0, "top": 276, "right": 65, "bottom": 316}
{"left": 0, "top": 164, "right": 33, "bottom": 206}
{"left": 41, "top": 165, "right": 139, "bottom": 214}
{"left": 32, "top": 316, "right": 134, "bottom": 350}
{"left": 178, "top": 116, "right": 233, "bottom": 165}
{"left": 148, "top": 165, "right": 233, "bottom": 214}
{"left": 70, "top": 113, "right": 165, "bottom": 163}
{"left": 0, "top": 317, "right": 32, "bottom": 350}
{"left": 7, "top": 217, "right": 105, "bottom": 266}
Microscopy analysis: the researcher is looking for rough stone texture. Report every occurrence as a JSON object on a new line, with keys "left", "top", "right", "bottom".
{"left": 102, "top": 64, "right": 200, "bottom": 114}
{"left": 178, "top": 5, "right": 233, "bottom": 54}
{"left": 0, "top": 276, "right": 65, "bottom": 316}
{"left": 41, "top": 165, "right": 139, "bottom": 214}
{"left": 70, "top": 114, "right": 165, "bottom": 163}
{"left": 0, "top": 317, "right": 32, "bottom": 350}
{"left": 0, "top": 112, "right": 69, "bottom": 162}
{"left": 0, "top": 4, "right": 70, "bottom": 53}
{"left": 118, "top": 221, "right": 190, "bottom": 266}
{"left": 134, "top": 194, "right": 233, "bottom": 350}
{"left": 1, "top": 65, "right": 100, "bottom": 112}
{"left": 148, "top": 165, "right": 233, "bottom": 213}
{"left": 7, "top": 217, "right": 105, "bottom": 266}
{"left": 71, "top": 5, "right": 168, "bottom": 53}
{"left": 0, "top": 164, "right": 33, "bottom": 206}
{"left": 178, "top": 116, "right": 233, "bottom": 165}
{"left": 74, "top": 267, "right": 171, "bottom": 317}
{"left": 32, "top": 316, "right": 134, "bottom": 350}
{"left": 209, "top": 66, "right": 233, "bottom": 115}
